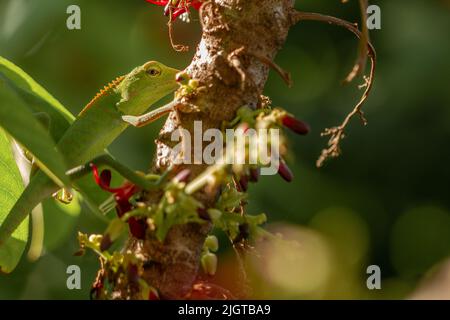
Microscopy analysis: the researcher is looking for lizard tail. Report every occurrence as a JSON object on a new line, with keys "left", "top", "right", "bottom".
{"left": 0, "top": 171, "right": 57, "bottom": 247}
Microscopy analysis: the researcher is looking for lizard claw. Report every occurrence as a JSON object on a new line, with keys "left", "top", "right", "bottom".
{"left": 121, "top": 115, "right": 140, "bottom": 127}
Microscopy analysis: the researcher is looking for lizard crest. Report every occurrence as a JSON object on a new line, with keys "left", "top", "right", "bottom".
{"left": 79, "top": 75, "right": 125, "bottom": 116}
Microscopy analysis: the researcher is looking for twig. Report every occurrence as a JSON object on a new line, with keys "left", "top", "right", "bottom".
{"left": 344, "top": 0, "right": 370, "bottom": 83}
{"left": 292, "top": 11, "right": 376, "bottom": 167}
{"left": 228, "top": 47, "right": 293, "bottom": 89}
{"left": 228, "top": 47, "right": 248, "bottom": 90}
{"left": 168, "top": 9, "right": 189, "bottom": 52}
{"left": 249, "top": 51, "right": 293, "bottom": 88}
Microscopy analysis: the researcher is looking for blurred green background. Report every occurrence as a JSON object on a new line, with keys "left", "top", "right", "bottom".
{"left": 1, "top": 0, "right": 449, "bottom": 299}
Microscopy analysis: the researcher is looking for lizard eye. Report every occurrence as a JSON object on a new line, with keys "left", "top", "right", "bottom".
{"left": 146, "top": 68, "right": 161, "bottom": 77}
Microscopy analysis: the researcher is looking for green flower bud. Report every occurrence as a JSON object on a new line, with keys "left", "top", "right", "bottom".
{"left": 201, "top": 252, "right": 218, "bottom": 276}
{"left": 188, "top": 79, "right": 199, "bottom": 89}
{"left": 205, "top": 235, "right": 219, "bottom": 252}
{"left": 207, "top": 208, "right": 222, "bottom": 221}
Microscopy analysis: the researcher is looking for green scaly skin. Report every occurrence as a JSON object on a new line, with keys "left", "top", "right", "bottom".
{"left": 0, "top": 61, "right": 180, "bottom": 247}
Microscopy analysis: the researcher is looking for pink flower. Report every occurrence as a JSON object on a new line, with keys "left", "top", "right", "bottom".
{"left": 146, "top": 0, "right": 203, "bottom": 21}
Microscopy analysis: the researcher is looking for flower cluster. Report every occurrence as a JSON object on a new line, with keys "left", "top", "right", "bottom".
{"left": 146, "top": 0, "right": 203, "bottom": 22}
{"left": 223, "top": 105, "right": 310, "bottom": 185}
{"left": 91, "top": 165, "right": 147, "bottom": 240}
{"left": 77, "top": 232, "right": 159, "bottom": 300}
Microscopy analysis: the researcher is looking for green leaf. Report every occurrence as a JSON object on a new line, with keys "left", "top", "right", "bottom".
{"left": 0, "top": 56, "right": 74, "bottom": 142}
{"left": 0, "top": 78, "right": 69, "bottom": 187}
{"left": 0, "top": 128, "right": 28, "bottom": 273}
{"left": 0, "top": 56, "right": 111, "bottom": 214}
{"left": 0, "top": 56, "right": 75, "bottom": 124}
{"left": 42, "top": 197, "right": 81, "bottom": 251}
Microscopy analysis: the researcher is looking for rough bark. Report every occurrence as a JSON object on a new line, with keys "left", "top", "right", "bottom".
{"left": 122, "top": 0, "right": 298, "bottom": 299}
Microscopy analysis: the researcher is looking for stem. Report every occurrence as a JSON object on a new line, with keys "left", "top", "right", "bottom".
{"left": 291, "top": 11, "right": 376, "bottom": 167}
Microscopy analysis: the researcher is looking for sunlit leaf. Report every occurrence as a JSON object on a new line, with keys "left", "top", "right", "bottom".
{"left": 0, "top": 128, "right": 28, "bottom": 273}
{"left": 0, "top": 78, "right": 69, "bottom": 187}
{"left": 42, "top": 197, "right": 81, "bottom": 251}
{"left": 0, "top": 56, "right": 74, "bottom": 123}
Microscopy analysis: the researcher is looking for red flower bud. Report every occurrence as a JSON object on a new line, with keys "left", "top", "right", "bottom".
{"left": 128, "top": 217, "right": 147, "bottom": 240}
{"left": 278, "top": 159, "right": 294, "bottom": 182}
{"left": 100, "top": 234, "right": 112, "bottom": 252}
{"left": 249, "top": 168, "right": 260, "bottom": 183}
{"left": 99, "top": 170, "right": 111, "bottom": 188}
{"left": 127, "top": 264, "right": 139, "bottom": 286}
{"left": 233, "top": 223, "right": 250, "bottom": 244}
{"left": 148, "top": 288, "right": 160, "bottom": 300}
{"left": 239, "top": 175, "right": 249, "bottom": 192}
{"left": 238, "top": 122, "right": 250, "bottom": 134}
{"left": 281, "top": 115, "right": 310, "bottom": 135}
{"left": 197, "top": 207, "right": 211, "bottom": 221}
{"left": 174, "top": 168, "right": 191, "bottom": 183}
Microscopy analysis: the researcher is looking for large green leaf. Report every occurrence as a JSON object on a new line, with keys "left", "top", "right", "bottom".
{"left": 42, "top": 197, "right": 81, "bottom": 251}
{"left": 0, "top": 56, "right": 74, "bottom": 124}
{"left": 0, "top": 77, "right": 69, "bottom": 187}
{"left": 0, "top": 57, "right": 86, "bottom": 257}
{"left": 0, "top": 128, "right": 28, "bottom": 273}
{"left": 0, "top": 56, "right": 116, "bottom": 210}
{"left": 0, "top": 56, "right": 74, "bottom": 142}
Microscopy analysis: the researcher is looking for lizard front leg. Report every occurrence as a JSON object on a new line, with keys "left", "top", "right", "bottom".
{"left": 121, "top": 100, "right": 182, "bottom": 127}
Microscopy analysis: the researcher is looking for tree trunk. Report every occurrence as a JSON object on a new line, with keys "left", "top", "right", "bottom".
{"left": 119, "top": 0, "right": 298, "bottom": 299}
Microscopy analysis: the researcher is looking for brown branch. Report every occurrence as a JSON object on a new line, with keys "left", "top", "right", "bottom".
{"left": 113, "top": 0, "right": 296, "bottom": 299}
{"left": 291, "top": 11, "right": 376, "bottom": 167}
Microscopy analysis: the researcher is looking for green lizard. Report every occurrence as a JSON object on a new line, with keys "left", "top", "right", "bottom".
{"left": 0, "top": 60, "right": 180, "bottom": 247}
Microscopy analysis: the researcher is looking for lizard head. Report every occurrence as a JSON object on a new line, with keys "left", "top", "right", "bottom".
{"left": 116, "top": 61, "right": 180, "bottom": 116}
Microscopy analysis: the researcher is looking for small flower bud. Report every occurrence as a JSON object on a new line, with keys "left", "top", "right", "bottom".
{"left": 201, "top": 252, "right": 218, "bottom": 276}
{"left": 175, "top": 71, "right": 189, "bottom": 83}
{"left": 128, "top": 218, "right": 147, "bottom": 239}
{"left": 148, "top": 287, "right": 160, "bottom": 300}
{"left": 205, "top": 235, "right": 219, "bottom": 252}
{"left": 237, "top": 122, "right": 250, "bottom": 134}
{"left": 127, "top": 264, "right": 139, "bottom": 286}
{"left": 174, "top": 169, "right": 191, "bottom": 183}
{"left": 73, "top": 249, "right": 85, "bottom": 257}
{"left": 88, "top": 234, "right": 102, "bottom": 245}
{"left": 188, "top": 79, "right": 199, "bottom": 89}
{"left": 249, "top": 168, "right": 260, "bottom": 183}
{"left": 239, "top": 175, "right": 249, "bottom": 192}
{"left": 281, "top": 115, "right": 310, "bottom": 135}
{"left": 233, "top": 223, "right": 250, "bottom": 243}
{"left": 278, "top": 159, "right": 294, "bottom": 182}
{"left": 207, "top": 208, "right": 222, "bottom": 221}
{"left": 197, "top": 207, "right": 211, "bottom": 221}
{"left": 100, "top": 170, "right": 112, "bottom": 187}
{"left": 99, "top": 234, "right": 112, "bottom": 252}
